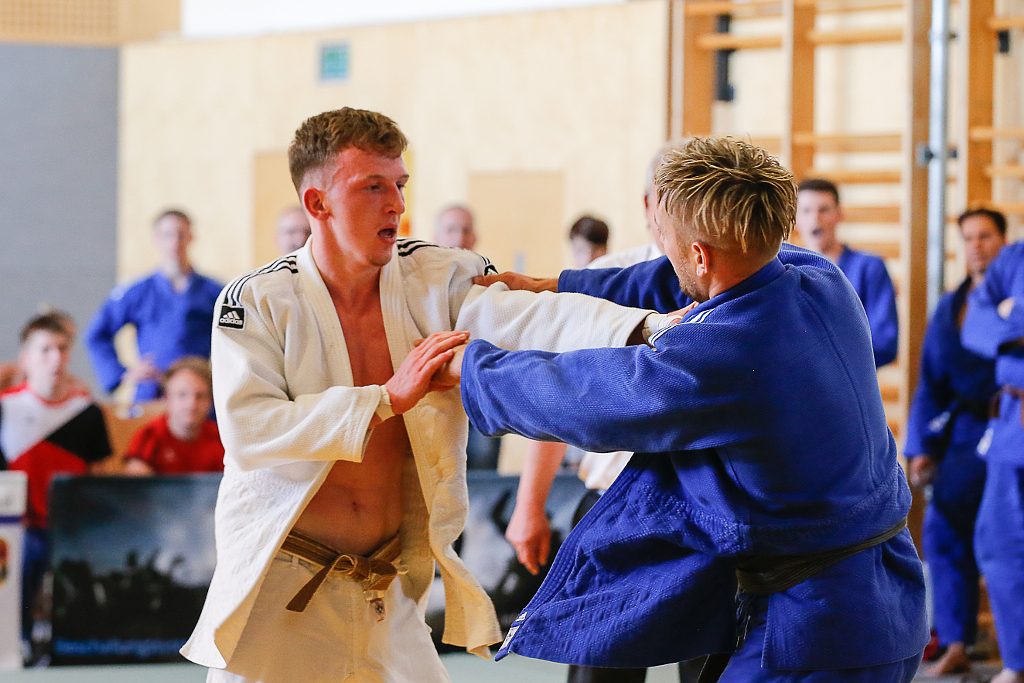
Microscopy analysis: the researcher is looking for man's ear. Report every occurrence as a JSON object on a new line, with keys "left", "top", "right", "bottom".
{"left": 692, "top": 241, "right": 712, "bottom": 277}
{"left": 302, "top": 186, "right": 329, "bottom": 221}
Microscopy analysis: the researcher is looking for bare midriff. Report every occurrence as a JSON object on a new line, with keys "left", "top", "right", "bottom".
{"left": 292, "top": 282, "right": 410, "bottom": 556}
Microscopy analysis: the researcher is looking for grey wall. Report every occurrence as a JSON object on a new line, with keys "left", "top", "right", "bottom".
{"left": 0, "top": 44, "right": 118, "bottom": 388}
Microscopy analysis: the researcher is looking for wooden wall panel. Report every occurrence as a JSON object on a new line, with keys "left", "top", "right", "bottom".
{"left": 119, "top": 2, "right": 668, "bottom": 284}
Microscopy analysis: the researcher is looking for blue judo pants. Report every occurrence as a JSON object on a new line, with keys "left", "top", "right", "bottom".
{"left": 975, "top": 461, "right": 1024, "bottom": 670}
{"left": 922, "top": 442, "right": 986, "bottom": 647}
{"left": 720, "top": 595, "right": 922, "bottom": 682}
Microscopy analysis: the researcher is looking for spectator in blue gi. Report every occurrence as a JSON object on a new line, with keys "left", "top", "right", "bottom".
{"left": 905, "top": 207, "right": 1006, "bottom": 675}
{"left": 86, "top": 209, "right": 223, "bottom": 402}
{"left": 451, "top": 138, "right": 928, "bottom": 682}
{"left": 795, "top": 178, "right": 898, "bottom": 367}
{"left": 962, "top": 222, "right": 1024, "bottom": 683}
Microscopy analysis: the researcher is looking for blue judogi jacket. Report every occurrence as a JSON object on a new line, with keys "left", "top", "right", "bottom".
{"left": 462, "top": 245, "right": 927, "bottom": 669}
{"left": 837, "top": 246, "right": 899, "bottom": 368}
{"left": 86, "top": 270, "right": 223, "bottom": 401}
{"left": 963, "top": 242, "right": 1024, "bottom": 466}
{"left": 904, "top": 279, "right": 994, "bottom": 518}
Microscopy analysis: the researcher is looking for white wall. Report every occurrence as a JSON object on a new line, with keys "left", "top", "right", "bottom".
{"left": 181, "top": 0, "right": 626, "bottom": 38}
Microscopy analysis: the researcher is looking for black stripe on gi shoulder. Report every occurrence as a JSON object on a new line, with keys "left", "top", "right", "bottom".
{"left": 224, "top": 256, "right": 298, "bottom": 306}
{"left": 396, "top": 238, "right": 433, "bottom": 256}
{"left": 397, "top": 242, "right": 445, "bottom": 258}
{"left": 480, "top": 255, "right": 498, "bottom": 275}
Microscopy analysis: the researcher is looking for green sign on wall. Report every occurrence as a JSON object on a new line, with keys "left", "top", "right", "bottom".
{"left": 320, "top": 42, "right": 350, "bottom": 82}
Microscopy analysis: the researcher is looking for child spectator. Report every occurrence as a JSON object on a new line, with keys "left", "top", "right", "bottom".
{"left": 0, "top": 312, "right": 112, "bottom": 641}
{"left": 122, "top": 357, "right": 223, "bottom": 475}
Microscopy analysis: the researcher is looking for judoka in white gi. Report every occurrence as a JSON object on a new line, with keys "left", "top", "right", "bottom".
{"left": 181, "top": 107, "right": 671, "bottom": 683}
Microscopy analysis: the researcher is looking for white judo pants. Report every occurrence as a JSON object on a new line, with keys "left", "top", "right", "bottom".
{"left": 206, "top": 550, "right": 450, "bottom": 683}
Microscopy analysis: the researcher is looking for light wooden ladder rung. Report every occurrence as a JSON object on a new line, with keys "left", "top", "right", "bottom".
{"left": 796, "top": 0, "right": 904, "bottom": 12}
{"left": 808, "top": 26, "right": 903, "bottom": 45}
{"left": 989, "top": 16, "right": 1024, "bottom": 31}
{"left": 684, "top": 0, "right": 781, "bottom": 18}
{"left": 806, "top": 168, "right": 901, "bottom": 183}
{"left": 985, "top": 164, "right": 1024, "bottom": 179}
{"left": 842, "top": 205, "right": 901, "bottom": 223}
{"left": 792, "top": 131, "right": 902, "bottom": 152}
{"left": 697, "top": 33, "right": 783, "bottom": 50}
{"left": 969, "top": 126, "right": 1024, "bottom": 141}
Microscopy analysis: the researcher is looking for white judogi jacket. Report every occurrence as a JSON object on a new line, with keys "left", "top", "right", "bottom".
{"left": 181, "top": 238, "right": 653, "bottom": 668}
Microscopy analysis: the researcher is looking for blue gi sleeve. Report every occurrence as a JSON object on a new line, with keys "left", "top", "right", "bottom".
{"left": 862, "top": 258, "right": 899, "bottom": 367}
{"left": 904, "top": 309, "right": 952, "bottom": 459}
{"left": 460, "top": 330, "right": 752, "bottom": 454}
{"left": 85, "top": 289, "right": 132, "bottom": 394}
{"left": 963, "top": 250, "right": 1024, "bottom": 358}
{"left": 557, "top": 257, "right": 690, "bottom": 313}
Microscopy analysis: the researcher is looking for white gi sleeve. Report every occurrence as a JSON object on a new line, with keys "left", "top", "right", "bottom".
{"left": 447, "top": 252, "right": 655, "bottom": 351}
{"left": 212, "top": 285, "right": 379, "bottom": 471}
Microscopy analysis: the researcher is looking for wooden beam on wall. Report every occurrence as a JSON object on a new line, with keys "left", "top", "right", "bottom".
{"left": 667, "top": 0, "right": 684, "bottom": 139}
{"left": 901, "top": 0, "right": 931, "bottom": 428}
{"left": 961, "top": 0, "right": 996, "bottom": 206}
{"left": 784, "top": 0, "right": 816, "bottom": 176}
{"left": 680, "top": 0, "right": 716, "bottom": 136}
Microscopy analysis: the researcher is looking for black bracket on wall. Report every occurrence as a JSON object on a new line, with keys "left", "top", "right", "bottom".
{"left": 997, "top": 29, "right": 1010, "bottom": 54}
{"left": 715, "top": 14, "right": 736, "bottom": 102}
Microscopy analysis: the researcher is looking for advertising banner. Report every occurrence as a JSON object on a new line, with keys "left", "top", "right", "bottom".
{"left": 0, "top": 471, "right": 27, "bottom": 670}
{"left": 48, "top": 475, "right": 220, "bottom": 665}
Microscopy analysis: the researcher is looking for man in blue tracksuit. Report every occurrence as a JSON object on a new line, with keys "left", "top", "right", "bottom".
{"left": 904, "top": 207, "right": 1006, "bottom": 675}
{"left": 451, "top": 138, "right": 927, "bottom": 681}
{"left": 86, "top": 209, "right": 223, "bottom": 402}
{"left": 795, "top": 178, "right": 898, "bottom": 367}
{"left": 962, "top": 229, "right": 1024, "bottom": 683}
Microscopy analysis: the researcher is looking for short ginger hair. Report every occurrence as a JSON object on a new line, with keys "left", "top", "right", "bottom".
{"left": 162, "top": 356, "right": 213, "bottom": 393}
{"left": 287, "top": 107, "right": 408, "bottom": 192}
{"left": 655, "top": 137, "right": 796, "bottom": 255}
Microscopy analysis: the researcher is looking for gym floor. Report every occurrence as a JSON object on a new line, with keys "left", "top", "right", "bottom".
{"left": 0, "top": 657, "right": 1005, "bottom": 682}
{"left": 2, "top": 656, "right": 684, "bottom": 682}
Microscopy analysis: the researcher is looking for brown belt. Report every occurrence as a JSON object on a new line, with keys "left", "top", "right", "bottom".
{"left": 280, "top": 530, "right": 402, "bottom": 620}
{"left": 999, "top": 386, "right": 1024, "bottom": 424}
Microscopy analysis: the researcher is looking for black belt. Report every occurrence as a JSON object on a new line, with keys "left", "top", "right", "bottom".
{"left": 697, "top": 517, "right": 908, "bottom": 683}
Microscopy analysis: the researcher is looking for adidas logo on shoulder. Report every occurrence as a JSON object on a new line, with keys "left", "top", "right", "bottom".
{"left": 218, "top": 305, "right": 245, "bottom": 329}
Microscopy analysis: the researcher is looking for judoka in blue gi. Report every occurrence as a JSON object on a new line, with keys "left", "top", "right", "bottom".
{"left": 904, "top": 207, "right": 1006, "bottom": 676}
{"left": 86, "top": 209, "right": 223, "bottom": 402}
{"left": 450, "top": 138, "right": 928, "bottom": 681}
{"left": 795, "top": 178, "right": 898, "bottom": 367}
{"left": 962, "top": 225, "right": 1024, "bottom": 683}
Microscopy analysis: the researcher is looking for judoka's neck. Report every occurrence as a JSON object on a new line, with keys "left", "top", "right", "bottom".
{"left": 319, "top": 260, "right": 383, "bottom": 310}
{"left": 704, "top": 250, "right": 777, "bottom": 300}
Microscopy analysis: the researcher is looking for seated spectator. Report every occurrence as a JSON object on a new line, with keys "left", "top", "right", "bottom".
{"left": 568, "top": 215, "right": 610, "bottom": 268}
{"left": 0, "top": 312, "right": 112, "bottom": 643}
{"left": 122, "top": 357, "right": 223, "bottom": 475}
{"left": 0, "top": 311, "right": 86, "bottom": 393}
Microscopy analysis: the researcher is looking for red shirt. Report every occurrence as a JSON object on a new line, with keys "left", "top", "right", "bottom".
{"left": 125, "top": 414, "right": 224, "bottom": 474}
